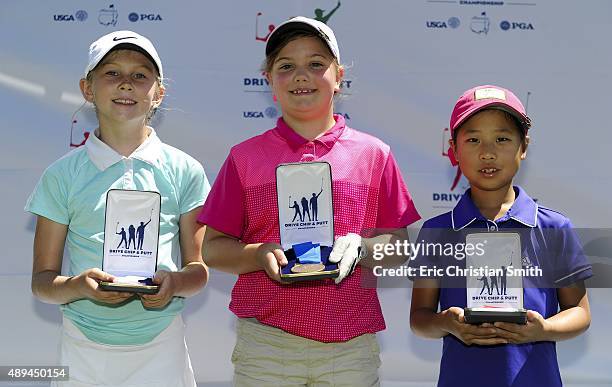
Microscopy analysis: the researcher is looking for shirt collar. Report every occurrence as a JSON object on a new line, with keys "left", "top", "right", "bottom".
{"left": 275, "top": 114, "right": 346, "bottom": 150}
{"left": 85, "top": 127, "right": 162, "bottom": 171}
{"left": 451, "top": 189, "right": 481, "bottom": 231}
{"left": 507, "top": 186, "right": 538, "bottom": 227}
{"left": 451, "top": 186, "right": 538, "bottom": 231}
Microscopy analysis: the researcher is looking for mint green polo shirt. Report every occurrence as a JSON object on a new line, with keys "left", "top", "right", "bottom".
{"left": 25, "top": 128, "right": 210, "bottom": 345}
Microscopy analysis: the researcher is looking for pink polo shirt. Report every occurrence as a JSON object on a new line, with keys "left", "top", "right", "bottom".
{"left": 198, "top": 115, "right": 420, "bottom": 342}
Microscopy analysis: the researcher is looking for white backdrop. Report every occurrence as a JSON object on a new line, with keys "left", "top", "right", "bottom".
{"left": 1, "top": 0, "right": 611, "bottom": 385}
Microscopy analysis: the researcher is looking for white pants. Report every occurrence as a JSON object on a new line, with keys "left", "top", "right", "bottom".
{"left": 51, "top": 315, "right": 196, "bottom": 387}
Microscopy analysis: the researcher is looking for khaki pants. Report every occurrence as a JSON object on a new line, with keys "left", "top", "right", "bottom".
{"left": 232, "top": 318, "right": 381, "bottom": 387}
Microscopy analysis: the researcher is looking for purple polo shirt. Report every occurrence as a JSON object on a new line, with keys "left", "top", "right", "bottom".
{"left": 412, "top": 186, "right": 592, "bottom": 387}
{"left": 199, "top": 114, "right": 420, "bottom": 342}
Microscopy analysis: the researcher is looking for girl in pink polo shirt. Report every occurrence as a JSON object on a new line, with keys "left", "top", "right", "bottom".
{"left": 199, "top": 16, "right": 420, "bottom": 386}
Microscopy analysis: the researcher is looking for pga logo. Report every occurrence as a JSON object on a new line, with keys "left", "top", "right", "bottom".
{"left": 500, "top": 20, "right": 534, "bottom": 30}
{"left": 129, "top": 12, "right": 163, "bottom": 22}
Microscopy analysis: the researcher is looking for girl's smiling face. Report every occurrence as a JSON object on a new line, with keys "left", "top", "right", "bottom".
{"left": 452, "top": 109, "right": 529, "bottom": 196}
{"left": 266, "top": 36, "right": 343, "bottom": 122}
{"left": 81, "top": 49, "right": 164, "bottom": 127}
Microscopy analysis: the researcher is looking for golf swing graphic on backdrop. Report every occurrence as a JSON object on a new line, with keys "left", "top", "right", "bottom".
{"left": 276, "top": 162, "right": 340, "bottom": 281}
{"left": 100, "top": 190, "right": 161, "bottom": 294}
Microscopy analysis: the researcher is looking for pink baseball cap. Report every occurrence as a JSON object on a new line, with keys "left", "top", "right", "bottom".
{"left": 446, "top": 85, "right": 531, "bottom": 166}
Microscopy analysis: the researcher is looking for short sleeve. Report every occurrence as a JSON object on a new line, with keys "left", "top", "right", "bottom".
{"left": 376, "top": 151, "right": 421, "bottom": 228}
{"left": 24, "top": 164, "right": 70, "bottom": 225}
{"left": 408, "top": 222, "right": 445, "bottom": 281}
{"left": 197, "top": 154, "right": 245, "bottom": 239}
{"left": 550, "top": 219, "right": 593, "bottom": 287}
{"left": 178, "top": 158, "right": 210, "bottom": 214}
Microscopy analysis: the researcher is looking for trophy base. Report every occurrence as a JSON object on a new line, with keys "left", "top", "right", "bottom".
{"left": 280, "top": 246, "right": 339, "bottom": 282}
{"left": 99, "top": 279, "right": 159, "bottom": 295}
{"left": 291, "top": 263, "right": 326, "bottom": 273}
{"left": 464, "top": 308, "right": 527, "bottom": 324}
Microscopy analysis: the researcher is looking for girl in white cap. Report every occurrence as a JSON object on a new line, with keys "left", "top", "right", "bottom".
{"left": 25, "top": 31, "right": 210, "bottom": 386}
{"left": 199, "top": 16, "right": 420, "bottom": 386}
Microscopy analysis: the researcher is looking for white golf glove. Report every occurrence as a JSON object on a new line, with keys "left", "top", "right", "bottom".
{"left": 329, "top": 233, "right": 365, "bottom": 284}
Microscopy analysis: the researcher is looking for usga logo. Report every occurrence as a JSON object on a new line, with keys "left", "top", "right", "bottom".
{"left": 500, "top": 20, "right": 534, "bottom": 30}
{"left": 243, "top": 106, "right": 279, "bottom": 119}
{"left": 129, "top": 12, "right": 163, "bottom": 22}
{"left": 426, "top": 17, "right": 460, "bottom": 29}
{"left": 53, "top": 10, "right": 88, "bottom": 22}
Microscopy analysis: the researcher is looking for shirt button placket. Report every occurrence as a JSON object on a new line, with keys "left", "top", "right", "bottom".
{"left": 301, "top": 142, "right": 317, "bottom": 162}
{"left": 123, "top": 158, "right": 134, "bottom": 189}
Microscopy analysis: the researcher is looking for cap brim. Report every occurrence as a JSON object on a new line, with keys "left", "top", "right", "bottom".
{"left": 265, "top": 22, "right": 322, "bottom": 56}
{"left": 89, "top": 43, "right": 161, "bottom": 77}
{"left": 456, "top": 103, "right": 531, "bottom": 133}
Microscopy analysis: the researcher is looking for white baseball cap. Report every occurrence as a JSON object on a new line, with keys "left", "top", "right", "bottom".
{"left": 265, "top": 16, "right": 340, "bottom": 63}
{"left": 84, "top": 30, "right": 163, "bottom": 79}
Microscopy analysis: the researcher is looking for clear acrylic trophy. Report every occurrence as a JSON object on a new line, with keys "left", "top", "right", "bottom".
{"left": 276, "top": 162, "right": 339, "bottom": 282}
{"left": 464, "top": 232, "right": 527, "bottom": 324}
{"left": 99, "top": 189, "right": 161, "bottom": 294}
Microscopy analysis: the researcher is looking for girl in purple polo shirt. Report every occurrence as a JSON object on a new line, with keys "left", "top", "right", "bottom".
{"left": 410, "top": 85, "right": 592, "bottom": 387}
{"left": 199, "top": 16, "right": 420, "bottom": 386}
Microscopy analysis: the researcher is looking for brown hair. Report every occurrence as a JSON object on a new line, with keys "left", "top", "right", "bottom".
{"left": 262, "top": 29, "right": 340, "bottom": 74}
